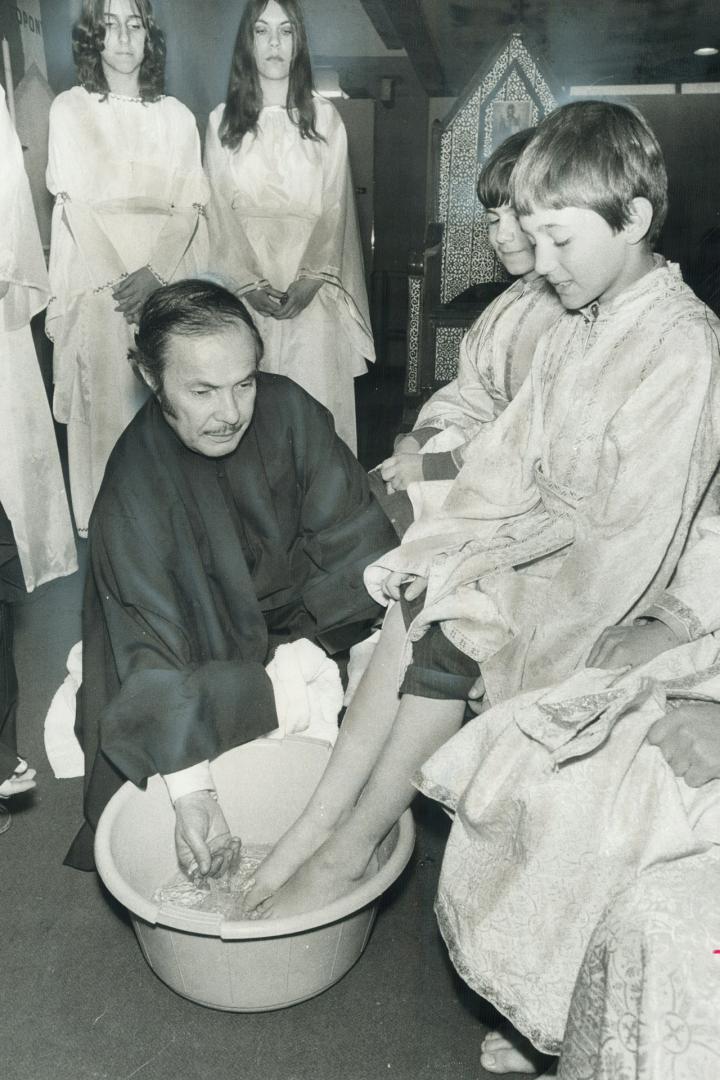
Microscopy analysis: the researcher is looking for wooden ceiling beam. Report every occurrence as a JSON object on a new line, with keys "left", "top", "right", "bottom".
{"left": 359, "top": 0, "right": 403, "bottom": 50}
{"left": 359, "top": 0, "right": 448, "bottom": 95}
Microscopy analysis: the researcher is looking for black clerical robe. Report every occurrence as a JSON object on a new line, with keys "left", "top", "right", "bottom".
{"left": 66, "top": 374, "right": 395, "bottom": 869}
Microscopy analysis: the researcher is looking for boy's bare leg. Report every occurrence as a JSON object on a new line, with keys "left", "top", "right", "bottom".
{"left": 255, "top": 691, "right": 466, "bottom": 918}
{"left": 244, "top": 602, "right": 408, "bottom": 909}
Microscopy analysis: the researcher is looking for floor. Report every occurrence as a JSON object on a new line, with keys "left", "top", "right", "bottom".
{"left": 1, "top": 371, "right": 537, "bottom": 1080}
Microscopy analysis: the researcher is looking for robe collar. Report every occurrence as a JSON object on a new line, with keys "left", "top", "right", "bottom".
{"left": 575, "top": 255, "right": 679, "bottom": 324}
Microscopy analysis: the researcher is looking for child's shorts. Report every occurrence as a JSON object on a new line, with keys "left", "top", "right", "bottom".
{"left": 398, "top": 590, "right": 479, "bottom": 702}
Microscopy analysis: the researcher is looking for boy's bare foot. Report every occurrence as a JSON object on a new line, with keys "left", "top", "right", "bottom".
{"left": 480, "top": 1030, "right": 555, "bottom": 1075}
{"left": 253, "top": 834, "right": 375, "bottom": 919}
{"left": 243, "top": 810, "right": 342, "bottom": 912}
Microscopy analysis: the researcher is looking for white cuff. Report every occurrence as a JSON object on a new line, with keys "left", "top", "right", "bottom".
{"left": 162, "top": 760, "right": 214, "bottom": 803}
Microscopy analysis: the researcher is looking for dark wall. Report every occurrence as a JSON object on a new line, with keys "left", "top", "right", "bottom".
{"left": 334, "top": 57, "right": 429, "bottom": 276}
{"left": 334, "top": 56, "right": 430, "bottom": 369}
{"left": 626, "top": 94, "right": 720, "bottom": 284}
{"left": 370, "top": 71, "right": 429, "bottom": 369}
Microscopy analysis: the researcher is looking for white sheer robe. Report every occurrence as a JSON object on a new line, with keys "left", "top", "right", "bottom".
{"left": 0, "top": 85, "right": 76, "bottom": 590}
{"left": 205, "top": 96, "right": 374, "bottom": 452}
{"left": 46, "top": 88, "right": 209, "bottom": 534}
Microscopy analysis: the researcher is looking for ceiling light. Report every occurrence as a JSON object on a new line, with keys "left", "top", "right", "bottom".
{"left": 694, "top": 46, "right": 719, "bottom": 56}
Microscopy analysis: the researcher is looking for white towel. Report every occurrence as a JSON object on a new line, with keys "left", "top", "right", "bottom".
{"left": 45, "top": 636, "right": 348, "bottom": 777}
{"left": 266, "top": 638, "right": 344, "bottom": 746}
{"left": 43, "top": 641, "right": 84, "bottom": 778}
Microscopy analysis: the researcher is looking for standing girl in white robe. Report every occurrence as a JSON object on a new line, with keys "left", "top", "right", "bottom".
{"left": 205, "top": 0, "right": 374, "bottom": 453}
{"left": 1, "top": 84, "right": 76, "bottom": 805}
{"left": 46, "top": 0, "right": 209, "bottom": 535}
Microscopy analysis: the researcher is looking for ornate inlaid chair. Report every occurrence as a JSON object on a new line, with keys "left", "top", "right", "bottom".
{"left": 405, "top": 34, "right": 557, "bottom": 404}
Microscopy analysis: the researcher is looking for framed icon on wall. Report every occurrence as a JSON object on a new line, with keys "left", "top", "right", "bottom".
{"left": 489, "top": 99, "right": 534, "bottom": 152}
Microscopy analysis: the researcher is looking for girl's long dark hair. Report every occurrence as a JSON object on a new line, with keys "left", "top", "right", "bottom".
{"left": 219, "top": 0, "right": 321, "bottom": 149}
{"left": 72, "top": 0, "right": 166, "bottom": 102}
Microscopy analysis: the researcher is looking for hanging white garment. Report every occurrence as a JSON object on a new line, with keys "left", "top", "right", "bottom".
{"left": 44, "top": 642, "right": 84, "bottom": 778}
{"left": 0, "top": 84, "right": 76, "bottom": 590}
{"left": 46, "top": 88, "right": 209, "bottom": 533}
{"left": 205, "top": 95, "right": 374, "bottom": 453}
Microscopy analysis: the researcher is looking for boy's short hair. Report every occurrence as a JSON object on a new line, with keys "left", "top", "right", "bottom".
{"left": 510, "top": 100, "right": 668, "bottom": 245}
{"left": 477, "top": 127, "right": 536, "bottom": 210}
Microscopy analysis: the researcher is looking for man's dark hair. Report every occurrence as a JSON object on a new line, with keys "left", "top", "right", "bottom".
{"left": 476, "top": 127, "right": 536, "bottom": 210}
{"left": 131, "top": 279, "right": 264, "bottom": 394}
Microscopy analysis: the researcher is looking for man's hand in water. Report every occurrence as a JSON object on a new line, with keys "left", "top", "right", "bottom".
{"left": 174, "top": 790, "right": 241, "bottom": 880}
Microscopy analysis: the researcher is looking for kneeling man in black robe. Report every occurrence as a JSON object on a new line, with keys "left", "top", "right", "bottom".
{"left": 66, "top": 280, "right": 396, "bottom": 873}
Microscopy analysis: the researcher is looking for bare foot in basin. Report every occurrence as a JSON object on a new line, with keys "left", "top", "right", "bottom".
{"left": 252, "top": 832, "right": 378, "bottom": 919}
{"left": 243, "top": 808, "right": 349, "bottom": 912}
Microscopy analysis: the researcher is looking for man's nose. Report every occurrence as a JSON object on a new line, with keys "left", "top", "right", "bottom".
{"left": 215, "top": 391, "right": 241, "bottom": 426}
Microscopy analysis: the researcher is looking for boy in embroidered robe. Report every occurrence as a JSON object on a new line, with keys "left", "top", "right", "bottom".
{"left": 241, "top": 102, "right": 720, "bottom": 935}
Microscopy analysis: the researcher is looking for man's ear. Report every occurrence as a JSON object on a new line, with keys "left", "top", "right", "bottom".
{"left": 624, "top": 197, "right": 654, "bottom": 245}
{"left": 136, "top": 362, "right": 158, "bottom": 393}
